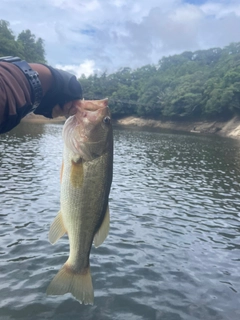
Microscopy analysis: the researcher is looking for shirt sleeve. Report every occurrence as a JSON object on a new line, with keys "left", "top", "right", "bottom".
{"left": 0, "top": 62, "right": 33, "bottom": 134}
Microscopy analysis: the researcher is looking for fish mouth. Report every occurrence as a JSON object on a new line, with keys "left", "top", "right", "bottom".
{"left": 63, "top": 98, "right": 111, "bottom": 159}
{"left": 75, "top": 98, "right": 108, "bottom": 112}
{"left": 74, "top": 98, "right": 110, "bottom": 124}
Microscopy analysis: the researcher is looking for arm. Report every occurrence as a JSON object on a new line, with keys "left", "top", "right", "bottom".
{"left": 29, "top": 63, "right": 53, "bottom": 96}
{"left": 0, "top": 60, "right": 82, "bottom": 134}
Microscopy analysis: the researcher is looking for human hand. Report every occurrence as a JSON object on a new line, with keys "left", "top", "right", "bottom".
{"left": 52, "top": 100, "right": 81, "bottom": 118}
{"left": 32, "top": 65, "right": 83, "bottom": 119}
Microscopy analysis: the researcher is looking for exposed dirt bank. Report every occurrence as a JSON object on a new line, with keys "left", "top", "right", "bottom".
{"left": 22, "top": 114, "right": 65, "bottom": 123}
{"left": 23, "top": 113, "right": 240, "bottom": 139}
{"left": 116, "top": 116, "right": 240, "bottom": 139}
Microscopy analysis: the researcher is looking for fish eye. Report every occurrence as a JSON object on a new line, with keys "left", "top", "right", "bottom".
{"left": 103, "top": 116, "right": 111, "bottom": 124}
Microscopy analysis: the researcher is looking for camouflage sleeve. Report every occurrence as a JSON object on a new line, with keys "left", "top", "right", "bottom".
{"left": 0, "top": 62, "right": 33, "bottom": 134}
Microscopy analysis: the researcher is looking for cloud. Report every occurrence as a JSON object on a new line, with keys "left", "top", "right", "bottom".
{"left": 108, "top": 0, "right": 240, "bottom": 65}
{"left": 55, "top": 60, "right": 99, "bottom": 78}
{"left": 1, "top": 0, "right": 240, "bottom": 75}
{"left": 50, "top": 0, "right": 100, "bottom": 13}
{"left": 201, "top": 1, "right": 240, "bottom": 18}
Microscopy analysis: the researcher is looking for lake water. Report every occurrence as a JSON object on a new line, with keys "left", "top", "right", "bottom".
{"left": 0, "top": 122, "right": 240, "bottom": 320}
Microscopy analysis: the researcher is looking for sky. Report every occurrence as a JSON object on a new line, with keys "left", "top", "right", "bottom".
{"left": 1, "top": 0, "right": 240, "bottom": 77}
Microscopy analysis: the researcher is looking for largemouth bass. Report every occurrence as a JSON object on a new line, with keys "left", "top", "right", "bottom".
{"left": 47, "top": 98, "right": 113, "bottom": 305}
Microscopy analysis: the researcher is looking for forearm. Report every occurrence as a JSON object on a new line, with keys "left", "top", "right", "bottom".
{"left": 33, "top": 65, "right": 83, "bottom": 118}
{"left": 0, "top": 62, "right": 32, "bottom": 133}
{"left": 0, "top": 60, "right": 82, "bottom": 134}
{"left": 0, "top": 62, "right": 53, "bottom": 133}
{"left": 29, "top": 63, "right": 54, "bottom": 96}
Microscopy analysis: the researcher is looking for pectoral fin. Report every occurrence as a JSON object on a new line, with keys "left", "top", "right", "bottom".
{"left": 70, "top": 159, "right": 84, "bottom": 188}
{"left": 93, "top": 205, "right": 110, "bottom": 248}
{"left": 49, "top": 211, "right": 66, "bottom": 244}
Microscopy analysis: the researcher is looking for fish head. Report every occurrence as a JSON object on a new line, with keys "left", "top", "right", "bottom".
{"left": 63, "top": 99, "right": 113, "bottom": 160}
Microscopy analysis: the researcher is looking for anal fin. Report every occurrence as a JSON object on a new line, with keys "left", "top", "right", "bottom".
{"left": 93, "top": 205, "right": 110, "bottom": 248}
{"left": 49, "top": 211, "right": 66, "bottom": 244}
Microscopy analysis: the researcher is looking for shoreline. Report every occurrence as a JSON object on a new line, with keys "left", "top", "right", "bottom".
{"left": 116, "top": 116, "right": 240, "bottom": 140}
{"left": 22, "top": 114, "right": 65, "bottom": 124}
{"left": 22, "top": 114, "right": 240, "bottom": 140}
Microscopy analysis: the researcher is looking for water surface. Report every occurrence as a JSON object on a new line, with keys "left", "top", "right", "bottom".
{"left": 0, "top": 122, "right": 240, "bottom": 320}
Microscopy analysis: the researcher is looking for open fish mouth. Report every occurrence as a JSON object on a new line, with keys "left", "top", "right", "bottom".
{"left": 75, "top": 98, "right": 109, "bottom": 112}
{"left": 62, "top": 98, "right": 112, "bottom": 160}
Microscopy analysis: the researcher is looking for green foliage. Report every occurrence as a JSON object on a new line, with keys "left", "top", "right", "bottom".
{"left": 0, "top": 20, "right": 20, "bottom": 56}
{"left": 0, "top": 20, "right": 46, "bottom": 63}
{"left": 79, "top": 42, "right": 240, "bottom": 120}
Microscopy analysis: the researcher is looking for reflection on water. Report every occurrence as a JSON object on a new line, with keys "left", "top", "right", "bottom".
{"left": 0, "top": 122, "right": 240, "bottom": 320}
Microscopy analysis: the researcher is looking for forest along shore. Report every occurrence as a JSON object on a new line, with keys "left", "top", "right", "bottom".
{"left": 116, "top": 116, "right": 240, "bottom": 140}
{"left": 23, "top": 113, "right": 240, "bottom": 140}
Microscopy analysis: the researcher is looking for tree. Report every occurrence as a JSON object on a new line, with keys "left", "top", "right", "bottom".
{"left": 0, "top": 20, "right": 21, "bottom": 57}
{"left": 79, "top": 42, "right": 240, "bottom": 120}
{"left": 17, "top": 30, "right": 46, "bottom": 63}
{"left": 0, "top": 20, "right": 46, "bottom": 62}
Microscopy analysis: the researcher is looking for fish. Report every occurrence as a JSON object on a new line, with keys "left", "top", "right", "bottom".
{"left": 47, "top": 98, "right": 113, "bottom": 305}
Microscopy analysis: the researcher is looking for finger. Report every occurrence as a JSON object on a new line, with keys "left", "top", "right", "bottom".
{"left": 63, "top": 101, "right": 77, "bottom": 117}
{"left": 52, "top": 104, "right": 64, "bottom": 118}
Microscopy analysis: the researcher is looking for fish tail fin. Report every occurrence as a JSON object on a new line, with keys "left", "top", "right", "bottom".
{"left": 46, "top": 263, "right": 94, "bottom": 305}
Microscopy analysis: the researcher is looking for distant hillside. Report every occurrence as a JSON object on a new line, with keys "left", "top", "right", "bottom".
{"left": 79, "top": 42, "right": 240, "bottom": 121}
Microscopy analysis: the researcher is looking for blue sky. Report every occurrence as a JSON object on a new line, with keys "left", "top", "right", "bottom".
{"left": 1, "top": 0, "right": 240, "bottom": 77}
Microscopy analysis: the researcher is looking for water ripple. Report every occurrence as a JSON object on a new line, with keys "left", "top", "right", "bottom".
{"left": 0, "top": 123, "right": 240, "bottom": 319}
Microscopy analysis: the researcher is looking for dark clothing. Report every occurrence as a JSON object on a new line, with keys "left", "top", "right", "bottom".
{"left": 0, "top": 62, "right": 82, "bottom": 134}
{"left": 35, "top": 65, "right": 82, "bottom": 118}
